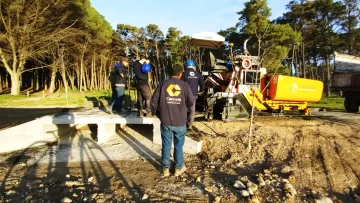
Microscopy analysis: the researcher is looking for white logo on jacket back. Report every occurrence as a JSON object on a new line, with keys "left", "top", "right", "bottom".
{"left": 188, "top": 71, "right": 197, "bottom": 79}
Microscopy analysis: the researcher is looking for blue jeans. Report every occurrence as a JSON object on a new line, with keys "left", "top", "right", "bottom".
{"left": 161, "top": 124, "right": 186, "bottom": 169}
{"left": 110, "top": 85, "right": 125, "bottom": 111}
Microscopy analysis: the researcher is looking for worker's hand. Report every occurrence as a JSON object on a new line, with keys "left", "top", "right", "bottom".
{"left": 198, "top": 91, "right": 203, "bottom": 95}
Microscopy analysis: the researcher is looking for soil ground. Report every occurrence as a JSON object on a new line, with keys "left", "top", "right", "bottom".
{"left": 0, "top": 109, "right": 360, "bottom": 203}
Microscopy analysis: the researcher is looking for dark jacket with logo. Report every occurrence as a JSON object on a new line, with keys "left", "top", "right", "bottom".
{"left": 133, "top": 60, "right": 149, "bottom": 86}
{"left": 181, "top": 68, "right": 204, "bottom": 98}
{"left": 151, "top": 77, "right": 195, "bottom": 126}
{"left": 110, "top": 62, "right": 127, "bottom": 86}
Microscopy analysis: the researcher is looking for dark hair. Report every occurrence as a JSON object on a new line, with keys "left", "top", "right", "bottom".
{"left": 172, "top": 64, "right": 184, "bottom": 76}
{"left": 121, "top": 56, "right": 129, "bottom": 62}
{"left": 139, "top": 54, "right": 148, "bottom": 60}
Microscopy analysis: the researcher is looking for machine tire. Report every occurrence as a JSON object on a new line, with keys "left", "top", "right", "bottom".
{"left": 344, "top": 97, "right": 359, "bottom": 113}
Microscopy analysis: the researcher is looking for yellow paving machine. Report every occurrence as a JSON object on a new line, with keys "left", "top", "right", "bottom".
{"left": 191, "top": 32, "right": 324, "bottom": 120}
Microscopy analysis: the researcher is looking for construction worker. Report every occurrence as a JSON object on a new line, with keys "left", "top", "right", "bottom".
{"left": 133, "top": 55, "right": 152, "bottom": 117}
{"left": 109, "top": 56, "right": 129, "bottom": 114}
{"left": 181, "top": 60, "right": 204, "bottom": 128}
{"left": 150, "top": 64, "right": 195, "bottom": 177}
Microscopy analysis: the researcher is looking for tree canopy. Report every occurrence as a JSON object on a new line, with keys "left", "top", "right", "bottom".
{"left": 0, "top": 0, "right": 358, "bottom": 95}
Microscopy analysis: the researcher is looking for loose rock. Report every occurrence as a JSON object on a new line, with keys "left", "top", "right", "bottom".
{"left": 61, "top": 197, "right": 72, "bottom": 203}
{"left": 264, "top": 184, "right": 274, "bottom": 192}
{"left": 215, "top": 196, "right": 221, "bottom": 203}
{"left": 240, "top": 176, "right": 249, "bottom": 183}
{"left": 284, "top": 183, "right": 297, "bottom": 196}
{"left": 88, "top": 177, "right": 95, "bottom": 183}
{"left": 239, "top": 190, "right": 250, "bottom": 197}
{"left": 247, "top": 187, "right": 254, "bottom": 195}
{"left": 257, "top": 177, "right": 265, "bottom": 186}
{"left": 233, "top": 180, "right": 246, "bottom": 190}
{"left": 142, "top": 194, "right": 149, "bottom": 200}
{"left": 205, "top": 186, "right": 213, "bottom": 193}
{"left": 6, "top": 190, "right": 16, "bottom": 196}
{"left": 196, "top": 176, "right": 203, "bottom": 183}
{"left": 251, "top": 197, "right": 261, "bottom": 203}
{"left": 315, "top": 197, "right": 333, "bottom": 203}
{"left": 247, "top": 182, "right": 258, "bottom": 192}
{"left": 65, "top": 181, "right": 83, "bottom": 187}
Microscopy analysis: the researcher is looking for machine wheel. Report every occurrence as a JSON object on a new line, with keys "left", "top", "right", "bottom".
{"left": 344, "top": 97, "right": 359, "bottom": 113}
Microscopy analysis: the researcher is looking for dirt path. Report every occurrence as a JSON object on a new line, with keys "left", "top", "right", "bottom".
{"left": 1, "top": 111, "right": 360, "bottom": 202}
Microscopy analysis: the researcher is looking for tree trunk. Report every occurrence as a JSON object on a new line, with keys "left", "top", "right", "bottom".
{"left": 33, "top": 70, "right": 39, "bottom": 92}
{"left": 85, "top": 66, "right": 90, "bottom": 91}
{"left": 301, "top": 40, "right": 306, "bottom": 78}
{"left": 60, "top": 48, "right": 69, "bottom": 94}
{"left": 49, "top": 67, "right": 57, "bottom": 93}
{"left": 90, "top": 56, "right": 94, "bottom": 91}
{"left": 67, "top": 69, "right": 75, "bottom": 90}
{"left": 10, "top": 72, "right": 20, "bottom": 95}
{"left": 6, "top": 73, "right": 10, "bottom": 89}
{"left": 100, "top": 57, "right": 104, "bottom": 90}
{"left": 325, "top": 54, "right": 331, "bottom": 97}
{"left": 0, "top": 74, "right": 2, "bottom": 93}
{"left": 94, "top": 57, "right": 98, "bottom": 90}
{"left": 291, "top": 45, "right": 295, "bottom": 76}
{"left": 80, "top": 56, "right": 85, "bottom": 92}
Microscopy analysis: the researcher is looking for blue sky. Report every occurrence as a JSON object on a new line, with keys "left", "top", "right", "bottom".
{"left": 90, "top": 0, "right": 288, "bottom": 36}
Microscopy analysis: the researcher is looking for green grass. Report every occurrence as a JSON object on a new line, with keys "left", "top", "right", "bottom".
{"left": 0, "top": 89, "right": 137, "bottom": 107}
{"left": 308, "top": 94, "right": 344, "bottom": 110}
{"left": 1, "top": 88, "right": 345, "bottom": 111}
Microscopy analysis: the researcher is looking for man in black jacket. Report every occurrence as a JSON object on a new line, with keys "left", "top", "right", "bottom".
{"left": 151, "top": 64, "right": 195, "bottom": 177}
{"left": 181, "top": 60, "right": 204, "bottom": 127}
{"left": 109, "top": 56, "right": 129, "bottom": 114}
{"left": 133, "top": 55, "right": 152, "bottom": 117}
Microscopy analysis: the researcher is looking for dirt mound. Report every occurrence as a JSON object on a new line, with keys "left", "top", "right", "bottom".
{"left": 1, "top": 116, "right": 360, "bottom": 202}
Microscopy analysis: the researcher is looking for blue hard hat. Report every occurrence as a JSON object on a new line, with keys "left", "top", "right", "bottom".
{"left": 114, "top": 62, "right": 120, "bottom": 67}
{"left": 142, "top": 63, "right": 151, "bottom": 73}
{"left": 185, "top": 60, "right": 195, "bottom": 67}
{"left": 226, "top": 61, "right": 233, "bottom": 71}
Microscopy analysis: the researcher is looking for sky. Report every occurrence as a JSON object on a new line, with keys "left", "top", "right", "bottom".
{"left": 90, "top": 0, "right": 288, "bottom": 36}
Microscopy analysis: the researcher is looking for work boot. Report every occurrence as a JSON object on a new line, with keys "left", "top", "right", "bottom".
{"left": 139, "top": 110, "right": 145, "bottom": 117}
{"left": 162, "top": 168, "right": 170, "bottom": 177}
{"left": 174, "top": 165, "right": 187, "bottom": 177}
{"left": 146, "top": 112, "right": 155, "bottom": 118}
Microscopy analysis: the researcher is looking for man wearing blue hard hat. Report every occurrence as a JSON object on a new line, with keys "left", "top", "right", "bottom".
{"left": 181, "top": 59, "right": 204, "bottom": 128}
{"left": 109, "top": 56, "right": 129, "bottom": 114}
{"left": 133, "top": 54, "right": 152, "bottom": 117}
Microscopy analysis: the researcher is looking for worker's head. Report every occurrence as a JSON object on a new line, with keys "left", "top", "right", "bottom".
{"left": 226, "top": 61, "right": 233, "bottom": 72}
{"left": 121, "top": 56, "right": 129, "bottom": 67}
{"left": 139, "top": 54, "right": 150, "bottom": 65}
{"left": 185, "top": 60, "right": 195, "bottom": 68}
{"left": 172, "top": 64, "right": 184, "bottom": 78}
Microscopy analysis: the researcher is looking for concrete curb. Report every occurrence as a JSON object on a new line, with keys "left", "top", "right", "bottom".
{"left": 0, "top": 108, "right": 203, "bottom": 155}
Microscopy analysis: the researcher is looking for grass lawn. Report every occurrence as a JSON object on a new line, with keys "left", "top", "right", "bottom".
{"left": 308, "top": 94, "right": 344, "bottom": 110}
{"left": 0, "top": 88, "right": 345, "bottom": 111}
{"left": 0, "top": 89, "right": 137, "bottom": 108}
